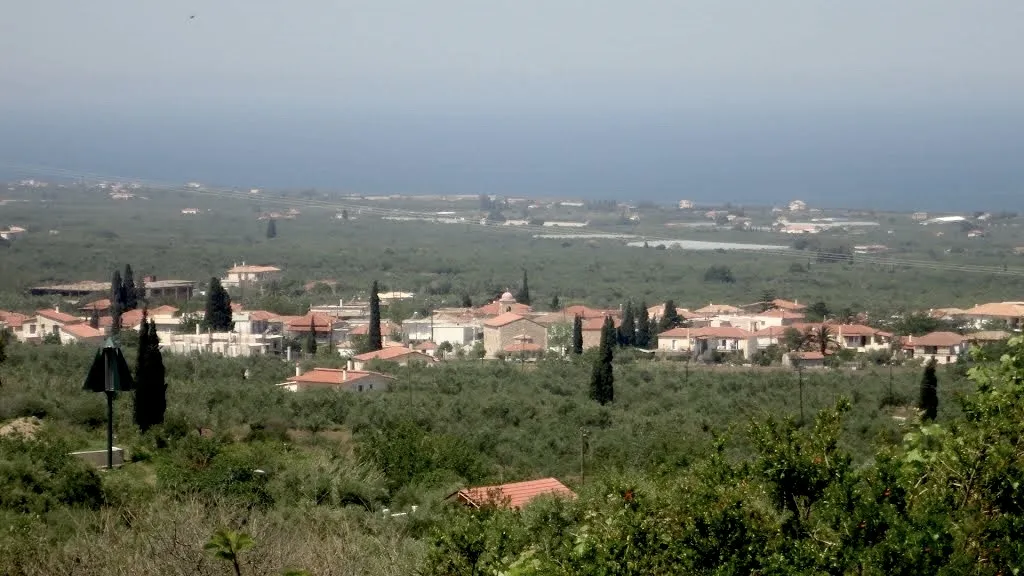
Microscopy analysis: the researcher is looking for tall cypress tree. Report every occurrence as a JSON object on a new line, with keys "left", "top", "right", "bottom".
{"left": 134, "top": 320, "right": 167, "bottom": 433}
{"left": 550, "top": 294, "right": 560, "bottom": 311}
{"left": 134, "top": 312, "right": 151, "bottom": 431}
{"left": 89, "top": 308, "right": 100, "bottom": 330}
{"left": 636, "top": 301, "right": 652, "bottom": 349}
{"left": 589, "top": 316, "right": 615, "bottom": 404}
{"left": 919, "top": 359, "right": 939, "bottom": 421}
{"left": 516, "top": 269, "right": 531, "bottom": 305}
{"left": 572, "top": 315, "right": 584, "bottom": 355}
{"left": 123, "top": 264, "right": 138, "bottom": 311}
{"left": 204, "top": 277, "right": 233, "bottom": 331}
{"left": 110, "top": 269, "right": 124, "bottom": 337}
{"left": 618, "top": 303, "right": 636, "bottom": 347}
{"left": 368, "top": 281, "right": 383, "bottom": 351}
{"left": 266, "top": 218, "right": 277, "bottom": 239}
{"left": 659, "top": 300, "right": 681, "bottom": 331}
{"left": 305, "top": 317, "right": 318, "bottom": 355}
{"left": 136, "top": 274, "right": 147, "bottom": 308}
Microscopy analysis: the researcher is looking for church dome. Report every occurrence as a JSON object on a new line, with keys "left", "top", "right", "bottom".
{"left": 500, "top": 291, "right": 516, "bottom": 302}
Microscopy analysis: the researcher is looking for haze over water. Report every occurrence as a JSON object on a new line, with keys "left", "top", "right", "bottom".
{"left": 2, "top": 1, "right": 1023, "bottom": 212}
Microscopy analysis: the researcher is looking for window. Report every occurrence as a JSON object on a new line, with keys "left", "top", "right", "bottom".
{"left": 358, "top": 384, "right": 364, "bottom": 392}
{"left": 30, "top": 324, "right": 36, "bottom": 334}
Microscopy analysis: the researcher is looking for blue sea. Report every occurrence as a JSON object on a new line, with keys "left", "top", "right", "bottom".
{"left": 1, "top": 107, "right": 1021, "bottom": 212}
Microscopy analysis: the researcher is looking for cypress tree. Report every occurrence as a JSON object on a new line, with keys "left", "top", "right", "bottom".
{"left": 659, "top": 300, "right": 681, "bottom": 331}
{"left": 572, "top": 315, "right": 584, "bottom": 355}
{"left": 368, "top": 281, "right": 383, "bottom": 351}
{"left": 461, "top": 293, "right": 473, "bottom": 308}
{"left": 134, "top": 311, "right": 151, "bottom": 431}
{"left": 110, "top": 269, "right": 124, "bottom": 337}
{"left": 919, "top": 359, "right": 939, "bottom": 421}
{"left": 550, "top": 294, "right": 560, "bottom": 311}
{"left": 516, "top": 270, "right": 531, "bottom": 305}
{"left": 136, "top": 274, "right": 147, "bottom": 307}
{"left": 89, "top": 308, "right": 100, "bottom": 330}
{"left": 266, "top": 218, "right": 277, "bottom": 239}
{"left": 204, "top": 277, "right": 233, "bottom": 331}
{"left": 618, "top": 303, "right": 636, "bottom": 347}
{"left": 636, "top": 302, "right": 652, "bottom": 349}
{"left": 123, "top": 264, "right": 138, "bottom": 311}
{"left": 589, "top": 316, "right": 615, "bottom": 404}
{"left": 305, "top": 317, "right": 318, "bottom": 355}
{"left": 134, "top": 320, "right": 167, "bottom": 433}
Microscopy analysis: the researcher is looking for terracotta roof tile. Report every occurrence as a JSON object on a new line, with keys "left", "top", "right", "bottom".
{"left": 502, "top": 342, "right": 545, "bottom": 352}
{"left": 353, "top": 347, "right": 434, "bottom": 362}
{"left": 36, "top": 309, "right": 83, "bottom": 324}
{"left": 910, "top": 331, "right": 966, "bottom": 347}
{"left": 964, "top": 302, "right": 1024, "bottom": 318}
{"left": 289, "top": 368, "right": 393, "bottom": 385}
{"left": 581, "top": 317, "right": 621, "bottom": 331}
{"left": 483, "top": 312, "right": 529, "bottom": 328}
{"left": 60, "top": 323, "right": 105, "bottom": 339}
{"left": 452, "top": 478, "right": 576, "bottom": 509}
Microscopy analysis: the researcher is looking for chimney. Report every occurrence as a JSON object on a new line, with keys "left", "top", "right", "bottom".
{"left": 347, "top": 359, "right": 354, "bottom": 371}
{"left": 339, "top": 299, "right": 343, "bottom": 307}
{"left": 295, "top": 363, "right": 301, "bottom": 377}
{"left": 195, "top": 322, "right": 201, "bottom": 335}
{"left": 342, "top": 369, "right": 348, "bottom": 382}
{"left": 55, "top": 305, "right": 59, "bottom": 314}
{"left": 286, "top": 346, "right": 292, "bottom": 361}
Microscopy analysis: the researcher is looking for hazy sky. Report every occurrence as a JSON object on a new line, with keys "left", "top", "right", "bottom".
{"left": 3, "top": 1, "right": 1023, "bottom": 116}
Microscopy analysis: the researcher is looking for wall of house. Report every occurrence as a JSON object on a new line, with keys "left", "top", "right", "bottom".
{"left": 483, "top": 320, "right": 547, "bottom": 358}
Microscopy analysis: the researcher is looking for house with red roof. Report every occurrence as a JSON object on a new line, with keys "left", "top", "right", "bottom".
{"left": 447, "top": 477, "right": 576, "bottom": 510}
{"left": 278, "top": 364, "right": 394, "bottom": 392}
{"left": 0, "top": 310, "right": 36, "bottom": 342}
{"left": 59, "top": 323, "right": 105, "bottom": 346}
{"left": 35, "top": 307, "right": 84, "bottom": 340}
{"left": 351, "top": 346, "right": 436, "bottom": 370}
{"left": 581, "top": 316, "right": 621, "bottom": 349}
{"left": 347, "top": 321, "right": 402, "bottom": 345}
{"left": 657, "top": 326, "right": 757, "bottom": 358}
{"left": 482, "top": 312, "right": 547, "bottom": 358}
{"left": 903, "top": 332, "right": 968, "bottom": 365}
{"left": 962, "top": 302, "right": 1024, "bottom": 331}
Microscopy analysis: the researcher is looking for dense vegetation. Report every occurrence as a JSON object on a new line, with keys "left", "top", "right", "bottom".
{"left": 0, "top": 331, "right": 994, "bottom": 574}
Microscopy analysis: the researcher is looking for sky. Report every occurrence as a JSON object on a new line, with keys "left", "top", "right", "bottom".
{"left": 2, "top": 1, "right": 1023, "bottom": 209}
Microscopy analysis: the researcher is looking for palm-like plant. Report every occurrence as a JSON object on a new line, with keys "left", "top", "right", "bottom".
{"left": 205, "top": 529, "right": 255, "bottom": 576}
{"left": 811, "top": 325, "right": 839, "bottom": 355}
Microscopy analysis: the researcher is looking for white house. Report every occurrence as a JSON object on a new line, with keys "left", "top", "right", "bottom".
{"left": 221, "top": 263, "right": 282, "bottom": 289}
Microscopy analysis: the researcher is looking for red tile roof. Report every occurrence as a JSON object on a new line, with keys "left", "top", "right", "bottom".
{"left": 80, "top": 299, "right": 112, "bottom": 311}
{"left": 36, "top": 308, "right": 83, "bottom": 324}
{"left": 148, "top": 305, "right": 180, "bottom": 316}
{"left": 581, "top": 317, "right": 621, "bottom": 331}
{"left": 61, "top": 323, "right": 105, "bottom": 339}
{"left": 772, "top": 298, "right": 807, "bottom": 311}
{"left": 228, "top": 264, "right": 280, "bottom": 274}
{"left": 414, "top": 340, "right": 437, "bottom": 350}
{"left": 963, "top": 302, "right": 1024, "bottom": 318}
{"left": 353, "top": 347, "right": 434, "bottom": 363}
{"left": 909, "top": 332, "right": 966, "bottom": 348}
{"left": 450, "top": 478, "right": 576, "bottom": 510}
{"left": 561, "top": 305, "right": 621, "bottom": 319}
{"left": 791, "top": 351, "right": 826, "bottom": 360}
{"left": 285, "top": 313, "right": 336, "bottom": 333}
{"left": 120, "top": 309, "right": 147, "bottom": 328}
{"left": 289, "top": 367, "right": 393, "bottom": 385}
{"left": 483, "top": 312, "right": 529, "bottom": 328}
{"left": 246, "top": 310, "right": 278, "bottom": 321}
{"left": 0, "top": 311, "right": 31, "bottom": 327}
{"left": 694, "top": 303, "right": 743, "bottom": 315}
{"left": 475, "top": 301, "right": 533, "bottom": 317}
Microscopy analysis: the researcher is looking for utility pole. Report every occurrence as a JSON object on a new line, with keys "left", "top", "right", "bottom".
{"left": 888, "top": 360, "right": 894, "bottom": 402}
{"left": 580, "top": 428, "right": 588, "bottom": 486}
{"left": 798, "top": 362, "right": 805, "bottom": 424}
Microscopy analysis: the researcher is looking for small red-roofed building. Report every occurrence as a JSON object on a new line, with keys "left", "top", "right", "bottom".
{"left": 278, "top": 365, "right": 393, "bottom": 392}
{"left": 904, "top": 332, "right": 968, "bottom": 365}
{"left": 482, "top": 312, "right": 547, "bottom": 358}
{"left": 0, "top": 310, "right": 36, "bottom": 342}
{"left": 351, "top": 347, "right": 436, "bottom": 370}
{"left": 474, "top": 291, "right": 534, "bottom": 317}
{"left": 59, "top": 323, "right": 106, "bottom": 346}
{"left": 35, "top": 307, "right": 83, "bottom": 339}
{"left": 447, "top": 477, "right": 576, "bottom": 510}
{"left": 782, "top": 350, "right": 827, "bottom": 368}
{"left": 581, "top": 316, "right": 621, "bottom": 349}
{"left": 658, "top": 326, "right": 757, "bottom": 358}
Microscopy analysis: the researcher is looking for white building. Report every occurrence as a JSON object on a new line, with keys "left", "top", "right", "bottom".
{"left": 788, "top": 200, "right": 807, "bottom": 212}
{"left": 402, "top": 315, "right": 481, "bottom": 347}
{"left": 221, "top": 263, "right": 282, "bottom": 289}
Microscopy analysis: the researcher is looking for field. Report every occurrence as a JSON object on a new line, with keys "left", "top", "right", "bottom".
{"left": 2, "top": 182, "right": 1024, "bottom": 316}
{"left": 3, "top": 180, "right": 1024, "bottom": 574}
